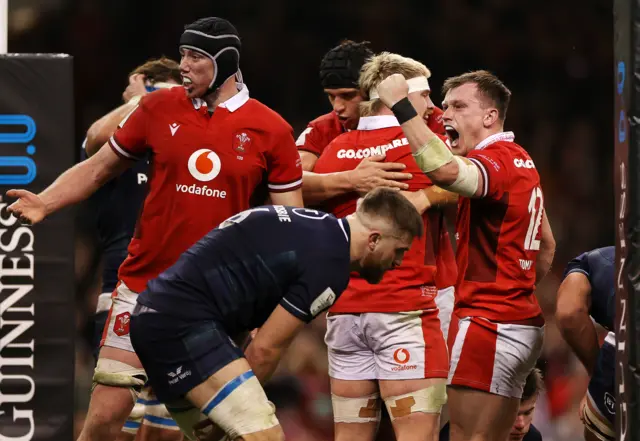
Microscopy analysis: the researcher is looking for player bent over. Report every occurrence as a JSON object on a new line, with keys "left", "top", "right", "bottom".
{"left": 376, "top": 71, "right": 556, "bottom": 441}
{"left": 129, "top": 188, "right": 423, "bottom": 441}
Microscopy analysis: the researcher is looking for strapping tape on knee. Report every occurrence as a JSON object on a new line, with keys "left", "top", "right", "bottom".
{"left": 384, "top": 383, "right": 447, "bottom": 420}
{"left": 331, "top": 393, "right": 381, "bottom": 423}
{"left": 201, "top": 371, "right": 279, "bottom": 439}
{"left": 92, "top": 358, "right": 147, "bottom": 402}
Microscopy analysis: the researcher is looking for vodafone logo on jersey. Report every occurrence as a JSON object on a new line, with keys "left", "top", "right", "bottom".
{"left": 177, "top": 149, "right": 227, "bottom": 199}
{"left": 188, "top": 149, "right": 222, "bottom": 182}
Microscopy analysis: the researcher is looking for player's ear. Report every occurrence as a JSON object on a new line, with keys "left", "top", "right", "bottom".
{"left": 368, "top": 232, "right": 381, "bottom": 251}
{"left": 483, "top": 107, "right": 499, "bottom": 128}
{"left": 356, "top": 197, "right": 364, "bottom": 211}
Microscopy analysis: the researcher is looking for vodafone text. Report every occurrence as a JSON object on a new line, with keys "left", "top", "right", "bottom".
{"left": 0, "top": 199, "right": 36, "bottom": 441}
{"left": 176, "top": 184, "right": 227, "bottom": 199}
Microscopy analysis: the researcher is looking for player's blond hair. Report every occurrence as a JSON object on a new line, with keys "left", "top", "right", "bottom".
{"left": 358, "top": 52, "right": 431, "bottom": 117}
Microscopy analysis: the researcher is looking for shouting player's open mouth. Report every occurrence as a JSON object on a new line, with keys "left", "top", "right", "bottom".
{"left": 444, "top": 124, "right": 460, "bottom": 148}
{"left": 182, "top": 76, "right": 193, "bottom": 93}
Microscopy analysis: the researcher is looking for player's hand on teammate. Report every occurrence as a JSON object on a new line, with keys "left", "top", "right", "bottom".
{"left": 4, "top": 189, "right": 47, "bottom": 225}
{"left": 122, "top": 73, "right": 148, "bottom": 103}
{"left": 376, "top": 73, "right": 410, "bottom": 108}
{"left": 348, "top": 154, "right": 412, "bottom": 195}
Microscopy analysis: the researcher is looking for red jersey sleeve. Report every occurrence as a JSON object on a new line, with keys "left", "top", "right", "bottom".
{"left": 266, "top": 125, "right": 303, "bottom": 193}
{"left": 109, "top": 100, "right": 150, "bottom": 161}
{"left": 295, "top": 123, "right": 329, "bottom": 157}
{"left": 467, "top": 146, "right": 510, "bottom": 201}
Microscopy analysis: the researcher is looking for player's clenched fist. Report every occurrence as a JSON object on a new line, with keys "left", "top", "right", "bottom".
{"left": 4, "top": 189, "right": 47, "bottom": 225}
{"left": 376, "top": 73, "right": 410, "bottom": 108}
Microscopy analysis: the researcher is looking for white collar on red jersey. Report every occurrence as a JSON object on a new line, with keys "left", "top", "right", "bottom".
{"left": 191, "top": 83, "right": 250, "bottom": 113}
{"left": 474, "top": 131, "right": 515, "bottom": 150}
{"left": 356, "top": 115, "right": 399, "bottom": 131}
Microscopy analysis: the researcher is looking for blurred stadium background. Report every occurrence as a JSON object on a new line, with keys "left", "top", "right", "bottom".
{"left": 4, "top": 0, "right": 614, "bottom": 439}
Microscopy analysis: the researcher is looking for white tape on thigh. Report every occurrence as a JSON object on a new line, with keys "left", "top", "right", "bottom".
{"left": 201, "top": 371, "right": 279, "bottom": 438}
{"left": 384, "top": 383, "right": 447, "bottom": 420}
{"left": 331, "top": 393, "right": 381, "bottom": 423}
{"left": 92, "top": 358, "right": 147, "bottom": 403}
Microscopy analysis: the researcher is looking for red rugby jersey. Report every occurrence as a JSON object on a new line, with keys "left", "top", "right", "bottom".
{"left": 109, "top": 85, "right": 303, "bottom": 293}
{"left": 314, "top": 115, "right": 455, "bottom": 312}
{"left": 295, "top": 111, "right": 345, "bottom": 157}
{"left": 454, "top": 132, "right": 544, "bottom": 322}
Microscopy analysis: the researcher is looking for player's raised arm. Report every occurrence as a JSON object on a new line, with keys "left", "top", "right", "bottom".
{"left": 376, "top": 74, "right": 486, "bottom": 198}
{"left": 6, "top": 145, "right": 132, "bottom": 225}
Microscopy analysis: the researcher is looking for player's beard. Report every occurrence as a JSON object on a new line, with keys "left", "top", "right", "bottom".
{"left": 358, "top": 255, "right": 387, "bottom": 284}
{"left": 359, "top": 265, "right": 385, "bottom": 284}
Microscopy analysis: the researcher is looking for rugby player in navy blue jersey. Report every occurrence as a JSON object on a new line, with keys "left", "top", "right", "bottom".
{"left": 130, "top": 188, "right": 423, "bottom": 441}
{"left": 555, "top": 246, "right": 616, "bottom": 441}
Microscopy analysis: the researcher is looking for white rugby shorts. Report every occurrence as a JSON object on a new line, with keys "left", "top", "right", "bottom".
{"left": 100, "top": 282, "right": 138, "bottom": 352}
{"left": 325, "top": 309, "right": 449, "bottom": 381}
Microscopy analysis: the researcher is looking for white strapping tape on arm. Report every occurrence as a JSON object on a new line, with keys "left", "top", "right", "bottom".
{"left": 369, "top": 76, "right": 430, "bottom": 100}
{"left": 412, "top": 136, "right": 454, "bottom": 173}
{"left": 442, "top": 156, "right": 480, "bottom": 197}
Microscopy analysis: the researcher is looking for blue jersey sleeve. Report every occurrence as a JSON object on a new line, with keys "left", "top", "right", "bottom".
{"left": 280, "top": 258, "right": 348, "bottom": 323}
{"left": 563, "top": 247, "right": 615, "bottom": 330}
{"left": 563, "top": 252, "right": 590, "bottom": 279}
